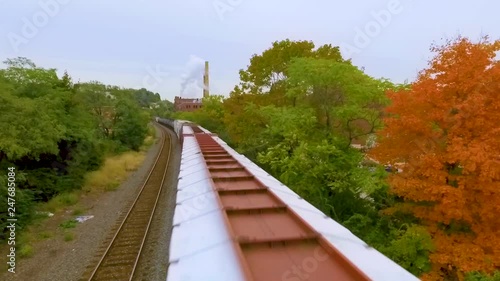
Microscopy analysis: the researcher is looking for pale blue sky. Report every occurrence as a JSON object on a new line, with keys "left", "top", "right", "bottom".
{"left": 1, "top": 0, "right": 498, "bottom": 101}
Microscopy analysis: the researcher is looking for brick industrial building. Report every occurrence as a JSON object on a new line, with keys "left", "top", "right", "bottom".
{"left": 174, "top": 61, "right": 209, "bottom": 112}
{"left": 173, "top": 97, "right": 203, "bottom": 112}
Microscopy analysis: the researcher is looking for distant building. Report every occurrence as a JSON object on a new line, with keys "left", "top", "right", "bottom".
{"left": 174, "top": 61, "right": 210, "bottom": 112}
{"left": 174, "top": 97, "right": 203, "bottom": 112}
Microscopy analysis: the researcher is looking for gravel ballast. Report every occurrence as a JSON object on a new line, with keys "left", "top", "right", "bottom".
{"left": 134, "top": 126, "right": 181, "bottom": 281}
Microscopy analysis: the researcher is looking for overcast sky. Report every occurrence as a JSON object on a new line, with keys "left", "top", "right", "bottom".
{"left": 1, "top": 0, "right": 498, "bottom": 101}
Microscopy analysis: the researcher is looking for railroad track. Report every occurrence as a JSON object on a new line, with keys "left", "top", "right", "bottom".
{"left": 84, "top": 124, "right": 172, "bottom": 281}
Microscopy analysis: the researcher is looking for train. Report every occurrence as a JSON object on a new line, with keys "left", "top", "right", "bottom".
{"left": 153, "top": 117, "right": 419, "bottom": 281}
{"left": 155, "top": 117, "right": 187, "bottom": 141}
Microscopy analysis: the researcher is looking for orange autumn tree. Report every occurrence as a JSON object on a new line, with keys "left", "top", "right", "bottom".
{"left": 371, "top": 36, "right": 500, "bottom": 280}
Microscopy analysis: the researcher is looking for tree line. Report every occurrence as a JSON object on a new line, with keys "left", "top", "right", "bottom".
{"left": 0, "top": 57, "right": 173, "bottom": 242}
{"left": 174, "top": 37, "right": 500, "bottom": 281}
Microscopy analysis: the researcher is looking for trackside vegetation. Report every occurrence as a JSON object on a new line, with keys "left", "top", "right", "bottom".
{"left": 0, "top": 57, "right": 174, "bottom": 245}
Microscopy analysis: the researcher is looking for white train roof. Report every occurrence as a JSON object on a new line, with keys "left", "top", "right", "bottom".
{"left": 166, "top": 122, "right": 419, "bottom": 281}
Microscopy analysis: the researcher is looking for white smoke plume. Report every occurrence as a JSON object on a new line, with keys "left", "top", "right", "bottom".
{"left": 180, "top": 55, "right": 206, "bottom": 97}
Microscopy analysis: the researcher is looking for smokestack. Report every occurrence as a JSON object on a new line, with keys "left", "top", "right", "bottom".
{"left": 203, "top": 61, "right": 209, "bottom": 98}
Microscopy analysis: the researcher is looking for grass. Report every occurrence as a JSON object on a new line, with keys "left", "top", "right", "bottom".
{"left": 141, "top": 136, "right": 155, "bottom": 151}
{"left": 83, "top": 151, "right": 145, "bottom": 192}
{"left": 63, "top": 232, "right": 74, "bottom": 242}
{"left": 59, "top": 219, "right": 78, "bottom": 229}
{"left": 15, "top": 230, "right": 35, "bottom": 258}
{"left": 40, "top": 192, "right": 80, "bottom": 213}
{"left": 37, "top": 231, "right": 53, "bottom": 240}
{"left": 140, "top": 123, "right": 157, "bottom": 151}
{"left": 60, "top": 193, "right": 79, "bottom": 206}
{"left": 72, "top": 207, "right": 85, "bottom": 216}
{"left": 19, "top": 244, "right": 34, "bottom": 258}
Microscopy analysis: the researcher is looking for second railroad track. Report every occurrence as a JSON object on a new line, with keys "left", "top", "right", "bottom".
{"left": 85, "top": 124, "right": 172, "bottom": 281}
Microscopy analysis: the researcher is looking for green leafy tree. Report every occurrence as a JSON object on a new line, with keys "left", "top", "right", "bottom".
{"left": 0, "top": 80, "right": 66, "bottom": 160}
{"left": 150, "top": 99, "right": 175, "bottom": 119}
{"left": 75, "top": 81, "right": 116, "bottom": 137}
{"left": 112, "top": 99, "right": 149, "bottom": 151}
{"left": 287, "top": 57, "right": 391, "bottom": 145}
{"left": 133, "top": 88, "right": 161, "bottom": 108}
{"left": 0, "top": 57, "right": 155, "bottom": 242}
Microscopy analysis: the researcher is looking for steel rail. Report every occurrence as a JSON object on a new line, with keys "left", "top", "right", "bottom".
{"left": 87, "top": 124, "right": 172, "bottom": 281}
